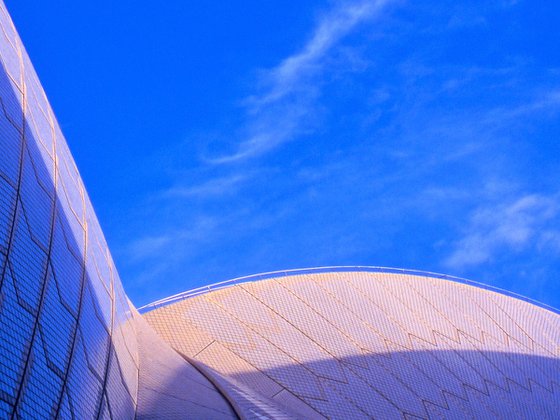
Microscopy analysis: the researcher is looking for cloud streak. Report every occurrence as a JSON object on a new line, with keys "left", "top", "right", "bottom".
{"left": 444, "top": 194, "right": 560, "bottom": 270}
{"left": 206, "top": 0, "right": 393, "bottom": 164}
{"left": 164, "top": 174, "right": 248, "bottom": 198}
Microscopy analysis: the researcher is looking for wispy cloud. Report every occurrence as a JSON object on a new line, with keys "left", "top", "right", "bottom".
{"left": 120, "top": 0, "right": 560, "bottom": 310}
{"left": 206, "top": 0, "right": 393, "bottom": 164}
{"left": 480, "top": 89, "right": 560, "bottom": 124}
{"left": 250, "top": 0, "right": 390, "bottom": 107}
{"left": 126, "top": 235, "right": 173, "bottom": 262}
{"left": 125, "top": 220, "right": 216, "bottom": 262}
{"left": 444, "top": 194, "right": 560, "bottom": 270}
{"left": 164, "top": 174, "right": 248, "bottom": 198}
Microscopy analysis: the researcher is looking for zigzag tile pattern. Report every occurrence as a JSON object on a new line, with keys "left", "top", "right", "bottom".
{"left": 0, "top": 3, "right": 139, "bottom": 416}
{"left": 144, "top": 271, "right": 560, "bottom": 419}
{"left": 2, "top": 1, "right": 560, "bottom": 418}
{"left": 0, "top": 2, "right": 235, "bottom": 418}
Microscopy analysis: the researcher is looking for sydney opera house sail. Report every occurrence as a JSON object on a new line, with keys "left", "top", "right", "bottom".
{"left": 142, "top": 268, "right": 560, "bottom": 419}
{"left": 0, "top": 2, "right": 233, "bottom": 418}
{"left": 0, "top": 1, "right": 559, "bottom": 419}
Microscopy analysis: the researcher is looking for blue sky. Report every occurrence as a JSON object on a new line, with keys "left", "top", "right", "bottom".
{"left": 6, "top": 0, "right": 560, "bottom": 309}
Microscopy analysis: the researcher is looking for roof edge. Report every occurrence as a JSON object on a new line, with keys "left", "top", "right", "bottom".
{"left": 137, "top": 266, "right": 560, "bottom": 316}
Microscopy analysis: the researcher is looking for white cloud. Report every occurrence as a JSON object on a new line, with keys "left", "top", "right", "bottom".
{"left": 444, "top": 194, "right": 560, "bottom": 270}
{"left": 126, "top": 235, "right": 173, "bottom": 262}
{"left": 538, "top": 230, "right": 560, "bottom": 254}
{"left": 482, "top": 90, "right": 560, "bottom": 123}
{"left": 124, "top": 216, "right": 220, "bottom": 262}
{"left": 206, "top": 0, "right": 393, "bottom": 164}
{"left": 252, "top": 0, "right": 389, "bottom": 107}
{"left": 164, "top": 174, "right": 248, "bottom": 198}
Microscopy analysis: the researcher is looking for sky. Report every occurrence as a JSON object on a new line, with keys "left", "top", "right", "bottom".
{"left": 6, "top": 0, "right": 560, "bottom": 309}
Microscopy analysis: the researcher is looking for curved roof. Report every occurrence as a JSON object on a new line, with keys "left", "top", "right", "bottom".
{"left": 139, "top": 266, "right": 560, "bottom": 315}
{"left": 144, "top": 269, "right": 560, "bottom": 419}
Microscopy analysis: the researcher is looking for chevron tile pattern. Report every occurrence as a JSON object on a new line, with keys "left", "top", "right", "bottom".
{"left": 0, "top": 2, "right": 141, "bottom": 415}
{"left": 1, "top": 1, "right": 559, "bottom": 418}
{"left": 145, "top": 271, "right": 560, "bottom": 419}
{"left": 0, "top": 2, "right": 234, "bottom": 418}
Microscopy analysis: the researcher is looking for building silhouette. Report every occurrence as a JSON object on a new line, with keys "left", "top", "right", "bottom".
{"left": 0, "top": 2, "right": 558, "bottom": 418}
